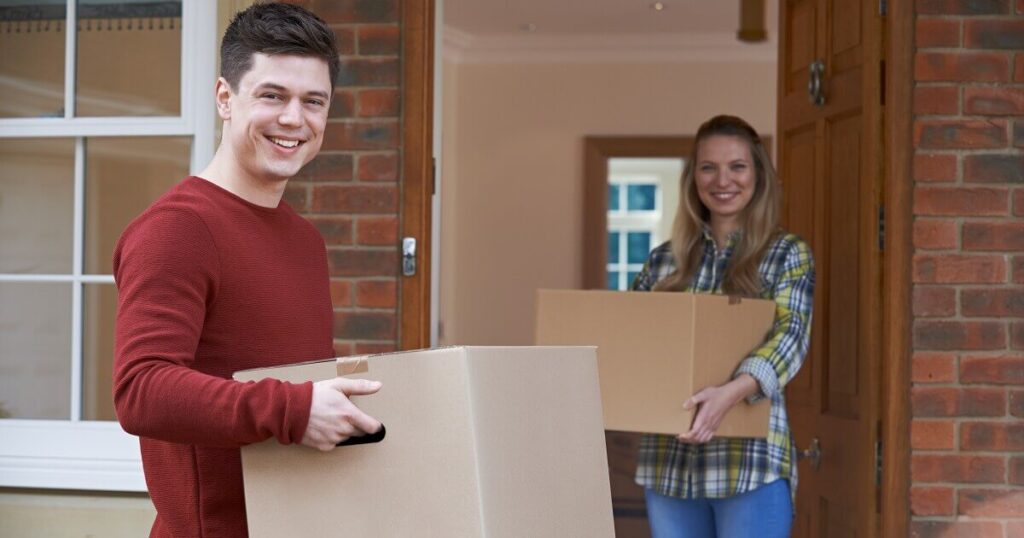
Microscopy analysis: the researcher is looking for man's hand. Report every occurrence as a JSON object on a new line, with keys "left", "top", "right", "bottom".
{"left": 677, "top": 374, "right": 759, "bottom": 444}
{"left": 301, "top": 377, "right": 383, "bottom": 451}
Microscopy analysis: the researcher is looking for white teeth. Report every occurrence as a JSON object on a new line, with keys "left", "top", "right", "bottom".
{"left": 270, "top": 137, "right": 299, "bottom": 148}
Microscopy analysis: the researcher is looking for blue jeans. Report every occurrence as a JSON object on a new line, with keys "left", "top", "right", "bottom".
{"left": 644, "top": 479, "right": 793, "bottom": 538}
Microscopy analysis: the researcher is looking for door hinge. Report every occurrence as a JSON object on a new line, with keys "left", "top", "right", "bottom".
{"left": 879, "top": 0, "right": 887, "bottom": 16}
{"left": 875, "top": 438, "right": 883, "bottom": 488}
{"left": 878, "top": 205, "right": 885, "bottom": 252}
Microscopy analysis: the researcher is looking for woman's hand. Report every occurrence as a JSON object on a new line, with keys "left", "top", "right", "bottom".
{"left": 677, "top": 374, "right": 760, "bottom": 444}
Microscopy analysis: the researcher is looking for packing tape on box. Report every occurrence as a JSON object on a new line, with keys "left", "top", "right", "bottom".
{"left": 336, "top": 356, "right": 369, "bottom": 376}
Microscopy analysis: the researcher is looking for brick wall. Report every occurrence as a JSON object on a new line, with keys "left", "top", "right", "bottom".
{"left": 283, "top": 0, "right": 402, "bottom": 356}
{"left": 911, "top": 1, "right": 1024, "bottom": 537}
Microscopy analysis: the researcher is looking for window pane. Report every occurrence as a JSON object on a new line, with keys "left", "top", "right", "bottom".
{"left": 84, "top": 136, "right": 189, "bottom": 274}
{"left": 607, "top": 231, "right": 620, "bottom": 265}
{"left": 608, "top": 184, "right": 620, "bottom": 211}
{"left": 606, "top": 271, "right": 619, "bottom": 291}
{"left": 627, "top": 232, "right": 651, "bottom": 264}
{"left": 627, "top": 271, "right": 640, "bottom": 288}
{"left": 0, "top": 138, "right": 75, "bottom": 273}
{"left": 0, "top": 282, "right": 71, "bottom": 419}
{"left": 76, "top": 1, "right": 181, "bottom": 116}
{"left": 627, "top": 184, "right": 657, "bottom": 211}
{"left": 0, "top": 1, "right": 66, "bottom": 118}
{"left": 83, "top": 283, "right": 117, "bottom": 420}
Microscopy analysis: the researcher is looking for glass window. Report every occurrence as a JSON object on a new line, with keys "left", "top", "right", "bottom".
{"left": 82, "top": 283, "right": 117, "bottom": 420}
{"left": 606, "top": 271, "right": 619, "bottom": 291}
{"left": 0, "top": 282, "right": 72, "bottom": 419}
{"left": 608, "top": 184, "right": 620, "bottom": 211}
{"left": 627, "top": 184, "right": 657, "bottom": 211}
{"left": 627, "top": 271, "right": 640, "bottom": 288}
{"left": 607, "top": 231, "right": 620, "bottom": 265}
{"left": 76, "top": 0, "right": 182, "bottom": 117}
{"left": 0, "top": 138, "right": 76, "bottom": 273}
{"left": 0, "top": 0, "right": 67, "bottom": 118}
{"left": 627, "top": 232, "right": 651, "bottom": 264}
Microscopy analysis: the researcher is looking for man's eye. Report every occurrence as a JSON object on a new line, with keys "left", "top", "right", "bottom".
{"left": 306, "top": 99, "right": 325, "bottom": 107}
{"left": 262, "top": 93, "right": 281, "bottom": 100}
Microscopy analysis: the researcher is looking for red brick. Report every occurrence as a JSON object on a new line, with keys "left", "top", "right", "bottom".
{"left": 297, "top": 153, "right": 354, "bottom": 182}
{"left": 914, "top": 187, "right": 1009, "bottom": 216}
{"left": 914, "top": 220, "right": 958, "bottom": 250}
{"left": 912, "top": 420, "right": 957, "bottom": 450}
{"left": 912, "top": 386, "right": 1007, "bottom": 417}
{"left": 356, "top": 280, "right": 397, "bottom": 308}
{"left": 963, "top": 222, "right": 1024, "bottom": 251}
{"left": 330, "top": 26, "right": 355, "bottom": 56}
{"left": 356, "top": 216, "right": 398, "bottom": 246}
{"left": 911, "top": 486, "right": 955, "bottom": 516}
{"left": 1015, "top": 120, "right": 1024, "bottom": 147}
{"left": 915, "top": 120, "right": 1008, "bottom": 150}
{"left": 962, "top": 355, "right": 1024, "bottom": 385}
{"left": 358, "top": 88, "right": 400, "bottom": 117}
{"left": 965, "top": 20, "right": 1024, "bottom": 50}
{"left": 1016, "top": 54, "right": 1024, "bottom": 82}
{"left": 308, "top": 215, "right": 354, "bottom": 245}
{"left": 303, "top": 0, "right": 399, "bottom": 24}
{"left": 1012, "top": 456, "right": 1024, "bottom": 485}
{"left": 911, "top": 454, "right": 1006, "bottom": 482}
{"left": 965, "top": 87, "right": 1024, "bottom": 115}
{"left": 1009, "top": 521, "right": 1024, "bottom": 538}
{"left": 964, "top": 154, "right": 1024, "bottom": 184}
{"left": 910, "top": 520, "right": 1002, "bottom": 538}
{"left": 1015, "top": 190, "right": 1024, "bottom": 217}
{"left": 327, "top": 249, "right": 399, "bottom": 277}
{"left": 914, "top": 154, "right": 958, "bottom": 182}
{"left": 1014, "top": 255, "right": 1024, "bottom": 283}
{"left": 959, "top": 489, "right": 1024, "bottom": 517}
{"left": 916, "top": 19, "right": 960, "bottom": 48}
{"left": 283, "top": 182, "right": 309, "bottom": 211}
{"left": 354, "top": 342, "right": 396, "bottom": 354}
{"left": 1013, "top": 390, "right": 1024, "bottom": 417}
{"left": 913, "top": 254, "right": 1007, "bottom": 283}
{"left": 914, "top": 320, "right": 1006, "bottom": 350}
{"left": 961, "top": 422, "right": 1024, "bottom": 451}
{"left": 1020, "top": 0, "right": 1024, "bottom": 13}
{"left": 1015, "top": 322, "right": 1024, "bottom": 350}
{"left": 328, "top": 90, "right": 356, "bottom": 118}
{"left": 336, "top": 58, "right": 400, "bottom": 87}
{"left": 312, "top": 185, "right": 398, "bottom": 213}
{"left": 334, "top": 311, "right": 396, "bottom": 340}
{"left": 913, "top": 352, "right": 958, "bottom": 383}
{"left": 915, "top": 86, "right": 960, "bottom": 115}
{"left": 357, "top": 25, "right": 400, "bottom": 55}
{"left": 358, "top": 153, "right": 399, "bottom": 182}
{"left": 330, "top": 279, "right": 352, "bottom": 307}
{"left": 916, "top": 0, "right": 1011, "bottom": 15}
{"left": 915, "top": 52, "right": 1010, "bottom": 82}
{"left": 332, "top": 339, "right": 354, "bottom": 357}
{"left": 323, "top": 121, "right": 399, "bottom": 151}
{"left": 914, "top": 286, "right": 958, "bottom": 317}
{"left": 962, "top": 289, "right": 1024, "bottom": 317}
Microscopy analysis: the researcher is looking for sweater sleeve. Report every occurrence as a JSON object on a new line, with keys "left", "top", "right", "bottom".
{"left": 112, "top": 208, "right": 312, "bottom": 448}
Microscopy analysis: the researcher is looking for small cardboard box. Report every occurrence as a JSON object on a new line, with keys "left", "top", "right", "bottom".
{"left": 534, "top": 290, "right": 775, "bottom": 438}
{"left": 234, "top": 346, "right": 615, "bottom": 538}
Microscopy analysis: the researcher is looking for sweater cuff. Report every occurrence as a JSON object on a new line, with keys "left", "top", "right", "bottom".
{"left": 286, "top": 381, "right": 315, "bottom": 445}
{"left": 734, "top": 357, "right": 779, "bottom": 404}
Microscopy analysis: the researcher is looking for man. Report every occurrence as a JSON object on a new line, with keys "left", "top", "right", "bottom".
{"left": 112, "top": 4, "right": 381, "bottom": 536}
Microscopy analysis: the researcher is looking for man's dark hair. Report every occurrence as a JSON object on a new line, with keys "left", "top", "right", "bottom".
{"left": 221, "top": 2, "right": 340, "bottom": 91}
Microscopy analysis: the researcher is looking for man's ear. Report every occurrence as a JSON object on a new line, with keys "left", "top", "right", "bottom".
{"left": 214, "top": 77, "right": 233, "bottom": 120}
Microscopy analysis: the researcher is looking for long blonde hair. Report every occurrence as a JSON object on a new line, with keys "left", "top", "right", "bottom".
{"left": 653, "top": 115, "right": 781, "bottom": 296}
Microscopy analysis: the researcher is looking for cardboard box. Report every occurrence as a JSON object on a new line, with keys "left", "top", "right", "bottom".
{"left": 534, "top": 290, "right": 775, "bottom": 438}
{"left": 234, "top": 346, "right": 615, "bottom": 538}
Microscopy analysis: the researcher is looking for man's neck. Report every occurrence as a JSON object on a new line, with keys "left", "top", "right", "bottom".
{"left": 198, "top": 150, "right": 287, "bottom": 208}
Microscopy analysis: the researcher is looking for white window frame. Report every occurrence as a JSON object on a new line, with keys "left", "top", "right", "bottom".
{"left": 0, "top": 0, "right": 217, "bottom": 492}
{"left": 607, "top": 177, "right": 663, "bottom": 290}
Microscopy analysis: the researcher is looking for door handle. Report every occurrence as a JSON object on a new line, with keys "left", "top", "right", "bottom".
{"left": 402, "top": 237, "right": 416, "bottom": 277}
{"left": 798, "top": 438, "right": 822, "bottom": 471}
{"left": 808, "top": 59, "right": 826, "bottom": 107}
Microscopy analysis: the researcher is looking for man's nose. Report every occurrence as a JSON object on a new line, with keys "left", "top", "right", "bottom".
{"left": 278, "top": 99, "right": 302, "bottom": 126}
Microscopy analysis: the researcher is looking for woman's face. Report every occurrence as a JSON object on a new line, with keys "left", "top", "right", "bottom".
{"left": 694, "top": 135, "right": 757, "bottom": 229}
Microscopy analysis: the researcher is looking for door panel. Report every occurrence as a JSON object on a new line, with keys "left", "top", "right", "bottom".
{"left": 779, "top": 0, "right": 883, "bottom": 536}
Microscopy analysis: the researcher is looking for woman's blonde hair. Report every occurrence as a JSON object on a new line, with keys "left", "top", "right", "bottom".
{"left": 652, "top": 115, "right": 781, "bottom": 296}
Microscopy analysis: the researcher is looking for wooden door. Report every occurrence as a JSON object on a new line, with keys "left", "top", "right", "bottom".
{"left": 778, "top": 0, "right": 884, "bottom": 536}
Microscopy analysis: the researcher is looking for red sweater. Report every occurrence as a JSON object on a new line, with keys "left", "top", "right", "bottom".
{"left": 113, "top": 177, "right": 334, "bottom": 537}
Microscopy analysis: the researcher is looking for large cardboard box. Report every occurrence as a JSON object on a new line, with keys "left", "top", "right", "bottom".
{"left": 534, "top": 290, "right": 775, "bottom": 438}
{"left": 233, "top": 346, "right": 615, "bottom": 538}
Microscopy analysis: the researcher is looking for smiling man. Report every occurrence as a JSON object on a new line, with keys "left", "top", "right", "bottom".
{"left": 111, "top": 4, "right": 382, "bottom": 537}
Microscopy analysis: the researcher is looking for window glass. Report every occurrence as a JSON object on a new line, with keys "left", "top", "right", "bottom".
{"left": 627, "top": 184, "right": 657, "bottom": 211}
{"left": 0, "top": 138, "right": 75, "bottom": 273}
{"left": 608, "top": 184, "right": 620, "bottom": 211}
{"left": 627, "top": 232, "right": 651, "bottom": 264}
{"left": 607, "top": 231, "right": 620, "bottom": 265}
{"left": 0, "top": 0, "right": 66, "bottom": 118}
{"left": 84, "top": 136, "right": 188, "bottom": 274}
{"left": 0, "top": 282, "right": 72, "bottom": 419}
{"left": 606, "top": 271, "right": 619, "bottom": 291}
{"left": 82, "top": 283, "right": 117, "bottom": 420}
{"left": 626, "top": 271, "right": 640, "bottom": 288}
{"left": 76, "top": 0, "right": 182, "bottom": 116}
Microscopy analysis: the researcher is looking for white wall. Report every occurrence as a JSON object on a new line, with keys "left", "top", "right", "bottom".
{"left": 439, "top": 58, "right": 777, "bottom": 346}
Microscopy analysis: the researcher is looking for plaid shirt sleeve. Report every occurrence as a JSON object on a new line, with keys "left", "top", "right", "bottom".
{"left": 734, "top": 236, "right": 815, "bottom": 403}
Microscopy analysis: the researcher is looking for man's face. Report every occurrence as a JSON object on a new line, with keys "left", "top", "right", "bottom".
{"left": 217, "top": 53, "right": 331, "bottom": 185}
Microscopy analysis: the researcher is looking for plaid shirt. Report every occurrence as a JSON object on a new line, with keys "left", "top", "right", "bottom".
{"left": 631, "top": 229, "right": 815, "bottom": 500}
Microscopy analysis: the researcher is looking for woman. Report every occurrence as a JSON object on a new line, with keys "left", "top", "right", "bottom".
{"left": 631, "top": 115, "right": 814, "bottom": 538}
